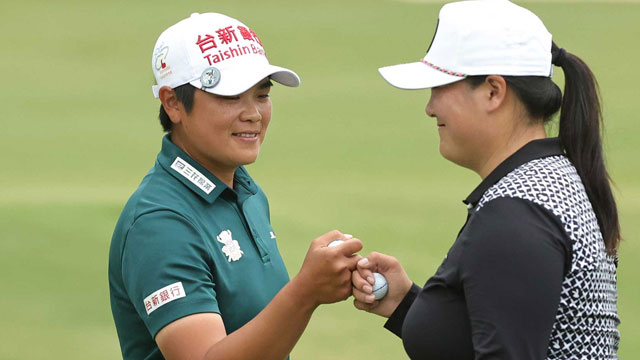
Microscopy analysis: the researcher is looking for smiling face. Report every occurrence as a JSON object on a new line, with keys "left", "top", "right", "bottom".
{"left": 169, "top": 78, "right": 273, "bottom": 182}
{"left": 424, "top": 76, "right": 551, "bottom": 178}
{"left": 425, "top": 79, "right": 495, "bottom": 171}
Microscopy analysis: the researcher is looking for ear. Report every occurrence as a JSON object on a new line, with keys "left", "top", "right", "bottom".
{"left": 484, "top": 75, "right": 507, "bottom": 112}
{"left": 158, "top": 86, "right": 185, "bottom": 125}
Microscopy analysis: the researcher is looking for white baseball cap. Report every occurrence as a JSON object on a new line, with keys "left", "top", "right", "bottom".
{"left": 378, "top": 0, "right": 553, "bottom": 90}
{"left": 151, "top": 12, "right": 300, "bottom": 98}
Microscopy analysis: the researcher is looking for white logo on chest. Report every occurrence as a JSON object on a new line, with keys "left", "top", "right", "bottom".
{"left": 217, "top": 229, "right": 244, "bottom": 262}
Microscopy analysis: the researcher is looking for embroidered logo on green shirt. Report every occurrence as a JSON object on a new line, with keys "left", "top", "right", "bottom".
{"left": 217, "top": 230, "right": 244, "bottom": 262}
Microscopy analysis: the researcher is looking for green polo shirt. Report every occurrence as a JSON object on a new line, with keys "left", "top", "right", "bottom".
{"left": 109, "top": 135, "right": 290, "bottom": 359}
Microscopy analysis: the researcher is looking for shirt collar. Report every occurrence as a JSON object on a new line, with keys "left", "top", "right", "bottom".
{"left": 157, "top": 134, "right": 257, "bottom": 204}
{"left": 232, "top": 165, "right": 259, "bottom": 202}
{"left": 463, "top": 137, "right": 564, "bottom": 207}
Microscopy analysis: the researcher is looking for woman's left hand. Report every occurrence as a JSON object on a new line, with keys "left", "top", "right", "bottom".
{"left": 352, "top": 252, "right": 413, "bottom": 318}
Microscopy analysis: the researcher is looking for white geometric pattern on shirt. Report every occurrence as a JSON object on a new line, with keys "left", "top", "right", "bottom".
{"left": 476, "top": 155, "right": 620, "bottom": 359}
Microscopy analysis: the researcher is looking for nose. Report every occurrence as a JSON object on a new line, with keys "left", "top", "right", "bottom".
{"left": 240, "top": 99, "right": 262, "bottom": 123}
{"left": 425, "top": 95, "right": 435, "bottom": 118}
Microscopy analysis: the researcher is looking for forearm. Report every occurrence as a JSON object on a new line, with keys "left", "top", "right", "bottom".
{"left": 157, "top": 231, "right": 361, "bottom": 360}
{"left": 204, "top": 275, "right": 317, "bottom": 360}
{"left": 383, "top": 283, "right": 421, "bottom": 337}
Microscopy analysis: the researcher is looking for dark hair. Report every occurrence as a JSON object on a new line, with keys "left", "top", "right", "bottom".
{"left": 158, "top": 84, "right": 197, "bottom": 132}
{"left": 468, "top": 42, "right": 620, "bottom": 255}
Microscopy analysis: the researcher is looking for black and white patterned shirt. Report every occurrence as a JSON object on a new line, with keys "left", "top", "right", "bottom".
{"left": 384, "top": 138, "right": 620, "bottom": 360}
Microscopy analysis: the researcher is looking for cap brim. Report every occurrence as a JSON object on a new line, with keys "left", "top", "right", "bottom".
{"left": 190, "top": 63, "right": 300, "bottom": 96}
{"left": 378, "top": 62, "right": 465, "bottom": 90}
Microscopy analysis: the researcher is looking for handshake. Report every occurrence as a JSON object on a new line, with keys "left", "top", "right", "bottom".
{"left": 291, "top": 230, "right": 413, "bottom": 318}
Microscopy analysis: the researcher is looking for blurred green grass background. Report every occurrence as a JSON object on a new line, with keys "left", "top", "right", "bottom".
{"left": 1, "top": 0, "right": 638, "bottom": 358}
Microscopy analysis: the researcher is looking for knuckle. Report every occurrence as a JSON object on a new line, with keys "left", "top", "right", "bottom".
{"left": 330, "top": 261, "right": 342, "bottom": 273}
{"left": 352, "top": 289, "right": 360, "bottom": 299}
{"left": 341, "top": 286, "right": 352, "bottom": 298}
{"left": 354, "top": 300, "right": 365, "bottom": 310}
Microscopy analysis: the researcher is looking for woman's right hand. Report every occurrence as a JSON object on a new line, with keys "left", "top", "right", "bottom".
{"left": 352, "top": 252, "right": 413, "bottom": 318}
{"left": 290, "top": 230, "right": 363, "bottom": 309}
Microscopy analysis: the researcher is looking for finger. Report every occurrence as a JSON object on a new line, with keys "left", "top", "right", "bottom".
{"left": 340, "top": 238, "right": 363, "bottom": 256}
{"left": 353, "top": 298, "right": 378, "bottom": 311}
{"left": 356, "top": 260, "right": 375, "bottom": 285}
{"left": 351, "top": 268, "right": 368, "bottom": 290}
{"left": 353, "top": 288, "right": 374, "bottom": 304}
{"left": 353, "top": 299, "right": 370, "bottom": 311}
{"left": 357, "top": 257, "right": 374, "bottom": 270}
{"left": 345, "top": 254, "right": 363, "bottom": 271}
{"left": 351, "top": 288, "right": 376, "bottom": 304}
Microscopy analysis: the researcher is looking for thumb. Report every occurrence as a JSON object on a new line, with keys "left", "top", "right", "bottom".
{"left": 359, "top": 251, "right": 396, "bottom": 273}
{"left": 340, "top": 238, "right": 363, "bottom": 256}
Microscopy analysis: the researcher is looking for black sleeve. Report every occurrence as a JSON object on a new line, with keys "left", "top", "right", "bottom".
{"left": 460, "top": 197, "right": 571, "bottom": 360}
{"left": 384, "top": 283, "right": 422, "bottom": 337}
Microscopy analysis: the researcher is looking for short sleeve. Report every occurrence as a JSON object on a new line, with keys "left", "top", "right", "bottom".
{"left": 122, "top": 210, "right": 220, "bottom": 338}
{"left": 460, "top": 197, "right": 571, "bottom": 359}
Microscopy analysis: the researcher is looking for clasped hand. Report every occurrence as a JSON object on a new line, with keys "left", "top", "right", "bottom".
{"left": 295, "top": 230, "right": 413, "bottom": 318}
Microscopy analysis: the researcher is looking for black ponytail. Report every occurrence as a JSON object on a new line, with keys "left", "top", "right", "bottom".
{"left": 467, "top": 42, "right": 621, "bottom": 254}
{"left": 552, "top": 42, "right": 620, "bottom": 255}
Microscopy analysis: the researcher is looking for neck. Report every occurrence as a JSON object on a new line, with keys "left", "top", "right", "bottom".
{"left": 170, "top": 133, "right": 236, "bottom": 189}
{"left": 211, "top": 170, "right": 235, "bottom": 189}
{"left": 475, "top": 124, "right": 547, "bottom": 179}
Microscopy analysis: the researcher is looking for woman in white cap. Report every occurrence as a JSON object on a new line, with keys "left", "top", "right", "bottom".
{"left": 352, "top": 1, "right": 620, "bottom": 359}
{"left": 109, "top": 12, "right": 363, "bottom": 360}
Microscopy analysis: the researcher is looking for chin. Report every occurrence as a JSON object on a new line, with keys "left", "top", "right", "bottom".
{"left": 439, "top": 144, "right": 450, "bottom": 160}
{"left": 236, "top": 153, "right": 260, "bottom": 166}
{"left": 439, "top": 146, "right": 460, "bottom": 166}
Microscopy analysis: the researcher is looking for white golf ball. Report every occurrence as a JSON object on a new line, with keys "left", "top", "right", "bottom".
{"left": 372, "top": 272, "right": 388, "bottom": 300}
{"left": 327, "top": 239, "right": 344, "bottom": 247}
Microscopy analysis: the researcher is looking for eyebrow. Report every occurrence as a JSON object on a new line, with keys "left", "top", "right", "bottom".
{"left": 258, "top": 80, "right": 274, "bottom": 89}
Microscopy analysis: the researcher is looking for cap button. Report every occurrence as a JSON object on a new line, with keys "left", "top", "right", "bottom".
{"left": 190, "top": 12, "right": 200, "bottom": 18}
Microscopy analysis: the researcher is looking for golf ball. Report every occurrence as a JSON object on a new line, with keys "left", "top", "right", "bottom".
{"left": 372, "top": 272, "right": 388, "bottom": 300}
{"left": 328, "top": 239, "right": 344, "bottom": 247}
